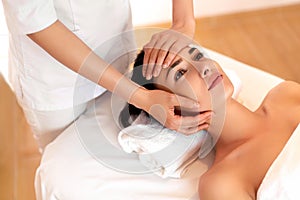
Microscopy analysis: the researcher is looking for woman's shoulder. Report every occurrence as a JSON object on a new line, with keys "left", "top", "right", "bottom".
{"left": 264, "top": 81, "right": 300, "bottom": 122}
{"left": 277, "top": 80, "right": 300, "bottom": 92}
{"left": 268, "top": 81, "right": 300, "bottom": 102}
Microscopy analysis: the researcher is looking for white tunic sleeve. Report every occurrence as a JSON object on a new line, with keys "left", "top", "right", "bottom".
{"left": 2, "top": 0, "right": 57, "bottom": 34}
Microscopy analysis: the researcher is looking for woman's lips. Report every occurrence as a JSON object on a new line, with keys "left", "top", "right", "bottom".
{"left": 208, "top": 74, "right": 223, "bottom": 91}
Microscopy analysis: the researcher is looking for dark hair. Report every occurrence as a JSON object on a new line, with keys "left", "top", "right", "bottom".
{"left": 119, "top": 50, "right": 156, "bottom": 128}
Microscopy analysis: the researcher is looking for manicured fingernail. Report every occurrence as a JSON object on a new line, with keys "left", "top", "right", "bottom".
{"left": 154, "top": 68, "right": 162, "bottom": 77}
{"left": 163, "top": 62, "right": 170, "bottom": 69}
{"left": 142, "top": 66, "right": 146, "bottom": 77}
{"left": 153, "top": 69, "right": 158, "bottom": 77}
{"left": 146, "top": 75, "right": 152, "bottom": 80}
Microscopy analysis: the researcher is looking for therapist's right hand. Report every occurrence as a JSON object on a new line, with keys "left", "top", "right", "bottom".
{"left": 133, "top": 88, "right": 212, "bottom": 135}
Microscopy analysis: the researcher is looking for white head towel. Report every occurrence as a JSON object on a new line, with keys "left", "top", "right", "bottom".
{"left": 118, "top": 112, "right": 209, "bottom": 178}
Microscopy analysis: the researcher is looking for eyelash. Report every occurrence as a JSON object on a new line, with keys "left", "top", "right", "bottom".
{"left": 174, "top": 69, "right": 187, "bottom": 81}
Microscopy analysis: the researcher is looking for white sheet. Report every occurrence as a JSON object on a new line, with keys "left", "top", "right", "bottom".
{"left": 35, "top": 91, "right": 210, "bottom": 200}
{"left": 35, "top": 48, "right": 289, "bottom": 200}
{"left": 257, "top": 123, "right": 300, "bottom": 200}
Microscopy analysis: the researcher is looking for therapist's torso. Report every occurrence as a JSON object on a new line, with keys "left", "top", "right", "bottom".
{"left": 2, "top": 0, "right": 135, "bottom": 110}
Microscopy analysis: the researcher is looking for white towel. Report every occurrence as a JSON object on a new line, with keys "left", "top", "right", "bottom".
{"left": 118, "top": 112, "right": 208, "bottom": 178}
{"left": 257, "top": 123, "right": 300, "bottom": 200}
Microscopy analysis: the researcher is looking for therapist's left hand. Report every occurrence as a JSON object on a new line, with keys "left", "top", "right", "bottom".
{"left": 142, "top": 25, "right": 194, "bottom": 80}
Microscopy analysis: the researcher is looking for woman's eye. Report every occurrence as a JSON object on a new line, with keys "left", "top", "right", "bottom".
{"left": 193, "top": 52, "right": 203, "bottom": 61}
{"left": 174, "top": 69, "right": 187, "bottom": 81}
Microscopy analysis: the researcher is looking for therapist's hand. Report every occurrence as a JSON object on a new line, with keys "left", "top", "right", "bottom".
{"left": 142, "top": 26, "right": 194, "bottom": 80}
{"left": 133, "top": 88, "right": 211, "bottom": 135}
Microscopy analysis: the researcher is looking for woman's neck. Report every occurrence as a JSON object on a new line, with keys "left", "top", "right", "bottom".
{"left": 209, "top": 98, "right": 265, "bottom": 149}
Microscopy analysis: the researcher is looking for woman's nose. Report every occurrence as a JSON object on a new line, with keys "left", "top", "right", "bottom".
{"left": 195, "top": 63, "right": 211, "bottom": 79}
{"left": 201, "top": 66, "right": 211, "bottom": 78}
{"left": 191, "top": 58, "right": 214, "bottom": 78}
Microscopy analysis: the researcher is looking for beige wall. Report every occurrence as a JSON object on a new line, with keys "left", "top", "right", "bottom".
{"left": 2, "top": 0, "right": 300, "bottom": 34}
{"left": 130, "top": 0, "right": 300, "bottom": 26}
{"left": 1, "top": 0, "right": 300, "bottom": 75}
{"left": 0, "top": 3, "right": 8, "bottom": 78}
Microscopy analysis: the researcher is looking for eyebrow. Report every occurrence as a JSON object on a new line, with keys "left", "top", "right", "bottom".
{"left": 165, "top": 58, "right": 183, "bottom": 80}
{"left": 188, "top": 47, "right": 204, "bottom": 61}
{"left": 188, "top": 47, "right": 197, "bottom": 54}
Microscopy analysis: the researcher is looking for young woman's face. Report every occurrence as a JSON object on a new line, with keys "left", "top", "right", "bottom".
{"left": 153, "top": 47, "right": 234, "bottom": 113}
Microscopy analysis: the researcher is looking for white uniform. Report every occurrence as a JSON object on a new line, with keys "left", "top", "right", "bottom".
{"left": 2, "top": 0, "right": 136, "bottom": 150}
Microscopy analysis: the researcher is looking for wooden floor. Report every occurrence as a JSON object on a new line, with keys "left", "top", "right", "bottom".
{"left": 195, "top": 4, "right": 300, "bottom": 83}
{"left": 0, "top": 75, "right": 40, "bottom": 200}
{"left": 0, "top": 4, "right": 299, "bottom": 200}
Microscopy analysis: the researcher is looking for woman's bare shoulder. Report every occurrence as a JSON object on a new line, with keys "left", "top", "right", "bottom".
{"left": 276, "top": 81, "right": 300, "bottom": 94}
{"left": 268, "top": 81, "right": 300, "bottom": 102}
{"left": 264, "top": 81, "right": 300, "bottom": 122}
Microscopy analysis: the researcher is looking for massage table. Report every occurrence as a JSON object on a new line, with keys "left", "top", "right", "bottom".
{"left": 31, "top": 29, "right": 299, "bottom": 200}
{"left": 35, "top": 46, "right": 299, "bottom": 200}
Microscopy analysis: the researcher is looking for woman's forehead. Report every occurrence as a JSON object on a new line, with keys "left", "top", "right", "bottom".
{"left": 173, "top": 46, "right": 204, "bottom": 63}
{"left": 153, "top": 46, "right": 209, "bottom": 82}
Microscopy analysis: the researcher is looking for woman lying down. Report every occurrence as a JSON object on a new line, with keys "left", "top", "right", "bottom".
{"left": 118, "top": 45, "right": 300, "bottom": 200}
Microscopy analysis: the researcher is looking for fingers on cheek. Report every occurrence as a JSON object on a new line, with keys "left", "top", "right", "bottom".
{"left": 170, "top": 118, "right": 192, "bottom": 134}
{"left": 166, "top": 116, "right": 181, "bottom": 131}
{"left": 198, "top": 114, "right": 211, "bottom": 129}
{"left": 178, "top": 117, "right": 211, "bottom": 134}
{"left": 167, "top": 117, "right": 208, "bottom": 135}
{"left": 198, "top": 123, "right": 209, "bottom": 131}
{"left": 177, "top": 125, "right": 199, "bottom": 135}
{"left": 199, "top": 114, "right": 212, "bottom": 125}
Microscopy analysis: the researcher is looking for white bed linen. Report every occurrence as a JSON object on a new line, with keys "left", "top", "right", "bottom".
{"left": 35, "top": 48, "right": 287, "bottom": 200}
{"left": 35, "top": 90, "right": 211, "bottom": 200}
{"left": 257, "top": 123, "right": 300, "bottom": 200}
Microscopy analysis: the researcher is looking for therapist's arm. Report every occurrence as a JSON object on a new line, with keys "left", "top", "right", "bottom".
{"left": 27, "top": 20, "right": 207, "bottom": 134}
{"left": 142, "top": 0, "right": 195, "bottom": 80}
{"left": 172, "top": 0, "right": 195, "bottom": 37}
{"left": 27, "top": 20, "right": 137, "bottom": 99}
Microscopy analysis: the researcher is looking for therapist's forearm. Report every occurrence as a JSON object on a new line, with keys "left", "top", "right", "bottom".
{"left": 172, "top": 0, "right": 195, "bottom": 37}
{"left": 27, "top": 20, "right": 94, "bottom": 76}
{"left": 27, "top": 20, "right": 141, "bottom": 103}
